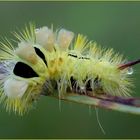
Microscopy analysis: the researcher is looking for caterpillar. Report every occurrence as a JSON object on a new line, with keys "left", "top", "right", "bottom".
{"left": 0, "top": 23, "right": 140, "bottom": 115}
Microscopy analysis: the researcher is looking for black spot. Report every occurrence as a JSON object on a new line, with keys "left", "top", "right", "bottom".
{"left": 13, "top": 62, "right": 38, "bottom": 78}
{"left": 68, "top": 53, "right": 90, "bottom": 60}
{"left": 34, "top": 47, "right": 47, "bottom": 66}
{"left": 70, "top": 76, "right": 80, "bottom": 92}
{"left": 94, "top": 76, "right": 99, "bottom": 83}
{"left": 85, "top": 76, "right": 101, "bottom": 91}
{"left": 79, "top": 56, "right": 89, "bottom": 60}
{"left": 68, "top": 53, "right": 78, "bottom": 58}
{"left": 86, "top": 80, "right": 92, "bottom": 91}
{"left": 70, "top": 76, "right": 76, "bottom": 88}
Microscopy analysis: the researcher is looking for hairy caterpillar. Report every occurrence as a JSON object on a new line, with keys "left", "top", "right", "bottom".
{"left": 0, "top": 23, "right": 140, "bottom": 115}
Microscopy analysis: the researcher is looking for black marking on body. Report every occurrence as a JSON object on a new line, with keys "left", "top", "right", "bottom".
{"left": 68, "top": 54, "right": 78, "bottom": 58}
{"left": 13, "top": 62, "right": 38, "bottom": 78}
{"left": 86, "top": 79, "right": 92, "bottom": 91}
{"left": 34, "top": 47, "right": 48, "bottom": 66}
{"left": 70, "top": 76, "right": 102, "bottom": 94}
{"left": 68, "top": 53, "right": 90, "bottom": 60}
{"left": 86, "top": 76, "right": 101, "bottom": 91}
{"left": 79, "top": 56, "right": 90, "bottom": 60}
{"left": 41, "top": 75, "right": 103, "bottom": 96}
{"left": 70, "top": 76, "right": 78, "bottom": 90}
{"left": 42, "top": 76, "right": 104, "bottom": 96}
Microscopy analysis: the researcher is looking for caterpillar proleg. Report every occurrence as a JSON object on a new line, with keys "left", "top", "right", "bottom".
{"left": 0, "top": 23, "right": 140, "bottom": 115}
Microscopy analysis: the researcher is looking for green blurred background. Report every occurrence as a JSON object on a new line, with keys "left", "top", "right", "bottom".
{"left": 0, "top": 1, "right": 140, "bottom": 138}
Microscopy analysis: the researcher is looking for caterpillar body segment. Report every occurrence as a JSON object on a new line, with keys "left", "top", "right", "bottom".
{"left": 0, "top": 24, "right": 139, "bottom": 115}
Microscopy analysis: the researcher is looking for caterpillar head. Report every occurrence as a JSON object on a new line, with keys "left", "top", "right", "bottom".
{"left": 0, "top": 24, "right": 74, "bottom": 115}
{"left": 1, "top": 42, "right": 48, "bottom": 115}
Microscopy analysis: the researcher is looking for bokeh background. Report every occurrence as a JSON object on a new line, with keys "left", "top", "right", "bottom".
{"left": 0, "top": 1, "right": 140, "bottom": 138}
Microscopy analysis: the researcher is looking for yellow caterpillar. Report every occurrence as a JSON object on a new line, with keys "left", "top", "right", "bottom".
{"left": 0, "top": 23, "right": 140, "bottom": 115}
